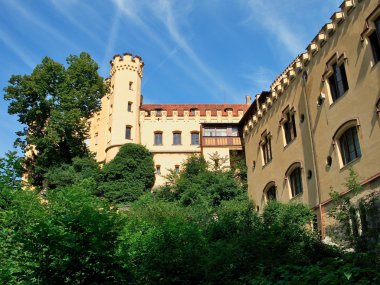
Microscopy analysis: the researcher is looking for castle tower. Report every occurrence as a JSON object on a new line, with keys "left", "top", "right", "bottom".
{"left": 105, "top": 53, "right": 144, "bottom": 162}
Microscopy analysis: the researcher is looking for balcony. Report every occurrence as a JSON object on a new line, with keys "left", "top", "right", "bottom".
{"left": 202, "top": 136, "right": 242, "bottom": 147}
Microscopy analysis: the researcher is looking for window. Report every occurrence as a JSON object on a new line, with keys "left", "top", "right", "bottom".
{"left": 264, "top": 182, "right": 277, "bottom": 202}
{"left": 154, "top": 132, "right": 163, "bottom": 145}
{"left": 369, "top": 17, "right": 380, "bottom": 63}
{"left": 190, "top": 108, "right": 198, "bottom": 116}
{"left": 94, "top": 133, "right": 99, "bottom": 145}
{"left": 156, "top": 165, "right": 161, "bottom": 175}
{"left": 125, "top": 126, "right": 132, "bottom": 140}
{"left": 328, "top": 63, "right": 349, "bottom": 101}
{"left": 129, "top": 81, "right": 133, "bottom": 90}
{"left": 289, "top": 167, "right": 303, "bottom": 197}
{"left": 175, "top": 165, "right": 180, "bottom": 174}
{"left": 266, "top": 185, "right": 276, "bottom": 201}
{"left": 128, "top": 102, "right": 132, "bottom": 112}
{"left": 261, "top": 132, "right": 272, "bottom": 165}
{"left": 203, "top": 127, "right": 238, "bottom": 137}
{"left": 173, "top": 132, "right": 181, "bottom": 145}
{"left": 282, "top": 109, "right": 297, "bottom": 145}
{"left": 155, "top": 108, "right": 162, "bottom": 117}
{"left": 191, "top": 132, "right": 200, "bottom": 145}
{"left": 108, "top": 127, "right": 112, "bottom": 143}
{"left": 339, "top": 127, "right": 361, "bottom": 165}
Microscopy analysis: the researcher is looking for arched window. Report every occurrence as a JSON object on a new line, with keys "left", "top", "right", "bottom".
{"left": 289, "top": 167, "right": 303, "bottom": 197}
{"left": 286, "top": 162, "right": 303, "bottom": 198}
{"left": 339, "top": 127, "right": 361, "bottom": 165}
{"left": 333, "top": 119, "right": 361, "bottom": 167}
{"left": 263, "top": 182, "right": 276, "bottom": 202}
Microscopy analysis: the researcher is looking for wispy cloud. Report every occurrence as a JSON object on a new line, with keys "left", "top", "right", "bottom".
{"left": 156, "top": 0, "right": 238, "bottom": 100}
{"left": 102, "top": 8, "right": 122, "bottom": 69}
{"left": 50, "top": 0, "right": 104, "bottom": 46}
{"left": 242, "top": 66, "right": 275, "bottom": 92}
{"left": 5, "top": 1, "right": 80, "bottom": 51}
{"left": 242, "top": 0, "right": 305, "bottom": 56}
{"left": 112, "top": 0, "right": 239, "bottom": 102}
{"left": 0, "top": 30, "right": 35, "bottom": 68}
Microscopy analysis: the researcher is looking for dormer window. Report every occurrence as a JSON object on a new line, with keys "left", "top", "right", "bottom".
{"left": 190, "top": 108, "right": 198, "bottom": 116}
{"left": 155, "top": 108, "right": 162, "bottom": 117}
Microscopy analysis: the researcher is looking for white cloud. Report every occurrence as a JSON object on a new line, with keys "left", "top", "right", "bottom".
{"left": 0, "top": 30, "right": 36, "bottom": 68}
{"left": 112, "top": 0, "right": 240, "bottom": 102}
{"left": 242, "top": 66, "right": 275, "bottom": 92}
{"left": 5, "top": 1, "right": 80, "bottom": 51}
{"left": 50, "top": 0, "right": 104, "bottom": 46}
{"left": 102, "top": 8, "right": 122, "bottom": 69}
{"left": 243, "top": 0, "right": 305, "bottom": 56}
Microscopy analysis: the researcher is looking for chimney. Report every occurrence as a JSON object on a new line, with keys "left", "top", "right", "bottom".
{"left": 245, "top": 95, "right": 252, "bottom": 106}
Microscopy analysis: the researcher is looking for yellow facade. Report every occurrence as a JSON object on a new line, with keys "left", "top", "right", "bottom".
{"left": 241, "top": 0, "right": 380, "bottom": 237}
{"left": 88, "top": 0, "right": 380, "bottom": 235}
{"left": 88, "top": 54, "right": 248, "bottom": 187}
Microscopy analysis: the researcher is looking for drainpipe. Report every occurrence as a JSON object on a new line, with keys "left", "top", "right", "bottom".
{"left": 301, "top": 71, "right": 324, "bottom": 238}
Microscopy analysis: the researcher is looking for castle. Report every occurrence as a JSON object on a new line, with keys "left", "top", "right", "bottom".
{"left": 89, "top": 0, "right": 380, "bottom": 237}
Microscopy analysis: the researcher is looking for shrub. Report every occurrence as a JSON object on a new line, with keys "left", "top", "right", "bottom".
{"left": 98, "top": 143, "right": 155, "bottom": 204}
{"left": 0, "top": 181, "right": 128, "bottom": 284}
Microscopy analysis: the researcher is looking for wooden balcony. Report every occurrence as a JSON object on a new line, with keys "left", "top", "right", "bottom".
{"left": 202, "top": 136, "right": 242, "bottom": 148}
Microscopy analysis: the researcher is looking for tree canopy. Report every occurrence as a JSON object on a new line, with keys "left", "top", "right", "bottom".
{"left": 3, "top": 52, "right": 108, "bottom": 187}
{"left": 98, "top": 143, "right": 155, "bottom": 204}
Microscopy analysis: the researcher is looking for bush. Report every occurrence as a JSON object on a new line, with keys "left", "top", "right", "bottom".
{"left": 98, "top": 144, "right": 155, "bottom": 204}
{"left": 0, "top": 181, "right": 128, "bottom": 284}
{"left": 118, "top": 200, "right": 207, "bottom": 285}
{"left": 44, "top": 156, "right": 100, "bottom": 189}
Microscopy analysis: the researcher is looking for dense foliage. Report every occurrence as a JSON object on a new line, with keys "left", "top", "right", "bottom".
{"left": 3, "top": 53, "right": 108, "bottom": 187}
{"left": 44, "top": 156, "right": 100, "bottom": 190}
{"left": 1, "top": 152, "right": 379, "bottom": 284}
{"left": 156, "top": 155, "right": 245, "bottom": 207}
{"left": 1, "top": 53, "right": 378, "bottom": 284}
{"left": 97, "top": 143, "right": 155, "bottom": 204}
{"left": 0, "top": 181, "right": 127, "bottom": 284}
{"left": 0, "top": 151, "right": 23, "bottom": 191}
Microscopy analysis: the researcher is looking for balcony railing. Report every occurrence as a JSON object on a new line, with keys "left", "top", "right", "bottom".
{"left": 202, "top": 136, "right": 242, "bottom": 147}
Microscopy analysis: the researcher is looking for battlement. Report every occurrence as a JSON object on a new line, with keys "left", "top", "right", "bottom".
{"left": 242, "top": 0, "right": 369, "bottom": 136}
{"left": 110, "top": 53, "right": 144, "bottom": 77}
{"left": 140, "top": 104, "right": 247, "bottom": 123}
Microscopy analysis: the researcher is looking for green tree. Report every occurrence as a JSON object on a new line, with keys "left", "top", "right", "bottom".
{"left": 156, "top": 154, "right": 244, "bottom": 207}
{"left": 328, "top": 168, "right": 380, "bottom": 253}
{"left": 3, "top": 53, "right": 108, "bottom": 187}
{"left": 0, "top": 180, "right": 128, "bottom": 284}
{"left": 98, "top": 143, "right": 155, "bottom": 204}
{"left": 0, "top": 151, "right": 23, "bottom": 191}
{"left": 44, "top": 156, "right": 100, "bottom": 189}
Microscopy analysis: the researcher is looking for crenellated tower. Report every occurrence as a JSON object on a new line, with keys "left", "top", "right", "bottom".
{"left": 105, "top": 53, "right": 144, "bottom": 162}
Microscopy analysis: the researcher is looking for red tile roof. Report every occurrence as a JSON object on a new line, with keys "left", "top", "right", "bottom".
{"left": 141, "top": 104, "right": 248, "bottom": 117}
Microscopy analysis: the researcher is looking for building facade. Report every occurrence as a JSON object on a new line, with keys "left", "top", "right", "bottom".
{"left": 88, "top": 0, "right": 380, "bottom": 235}
{"left": 240, "top": 0, "right": 380, "bottom": 237}
{"left": 88, "top": 54, "right": 248, "bottom": 186}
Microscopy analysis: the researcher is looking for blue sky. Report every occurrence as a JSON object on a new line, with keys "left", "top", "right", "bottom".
{"left": 0, "top": 0, "right": 341, "bottom": 156}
